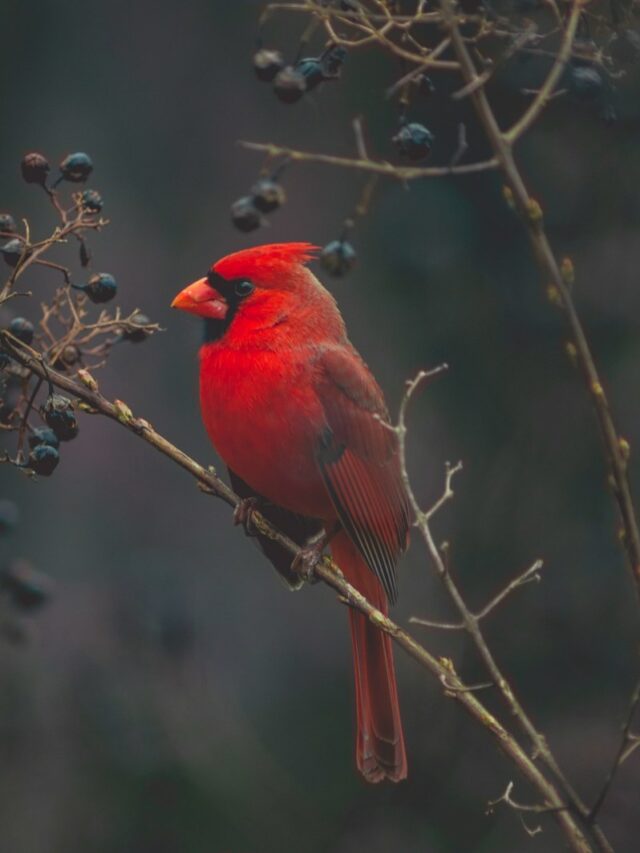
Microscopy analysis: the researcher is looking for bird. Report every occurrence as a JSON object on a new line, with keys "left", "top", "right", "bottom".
{"left": 171, "top": 242, "right": 410, "bottom": 782}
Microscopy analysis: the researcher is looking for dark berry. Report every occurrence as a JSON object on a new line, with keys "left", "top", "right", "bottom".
{"left": 320, "top": 240, "right": 357, "bottom": 277}
{"left": 0, "top": 499, "right": 19, "bottom": 535}
{"left": 296, "top": 58, "right": 325, "bottom": 92}
{"left": 43, "top": 394, "right": 78, "bottom": 441}
{"left": 27, "top": 444, "right": 60, "bottom": 477}
{"left": 1, "top": 239, "right": 25, "bottom": 267}
{"left": 59, "top": 152, "right": 93, "bottom": 183}
{"left": 52, "top": 344, "right": 81, "bottom": 371}
{"left": 121, "top": 313, "right": 151, "bottom": 343}
{"left": 340, "top": 0, "right": 359, "bottom": 10}
{"left": 82, "top": 272, "right": 117, "bottom": 304}
{"left": 253, "top": 48, "right": 285, "bottom": 82}
{"left": 80, "top": 189, "right": 103, "bottom": 213}
{"left": 28, "top": 427, "right": 60, "bottom": 450}
{"left": 392, "top": 122, "right": 434, "bottom": 161}
{"left": 273, "top": 66, "right": 307, "bottom": 104}
{"left": 251, "top": 178, "right": 286, "bottom": 213}
{"left": 8, "top": 317, "right": 34, "bottom": 346}
{"left": 20, "top": 152, "right": 50, "bottom": 185}
{"left": 0, "top": 351, "right": 10, "bottom": 370}
{"left": 231, "top": 197, "right": 261, "bottom": 232}
{"left": 321, "top": 45, "right": 347, "bottom": 79}
{"left": 1, "top": 561, "right": 52, "bottom": 609}
{"left": 570, "top": 66, "right": 604, "bottom": 101}
{"left": 0, "top": 213, "right": 16, "bottom": 234}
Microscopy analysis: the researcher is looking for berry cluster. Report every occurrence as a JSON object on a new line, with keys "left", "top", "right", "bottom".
{"left": 1, "top": 151, "right": 158, "bottom": 480}
{"left": 253, "top": 44, "right": 347, "bottom": 105}
{"left": 231, "top": 174, "right": 287, "bottom": 233}
{"left": 237, "top": 0, "right": 628, "bottom": 282}
{"left": 240, "top": 20, "right": 438, "bottom": 271}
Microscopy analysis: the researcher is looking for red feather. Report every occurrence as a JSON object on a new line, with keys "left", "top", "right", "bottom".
{"left": 173, "top": 242, "right": 410, "bottom": 783}
{"left": 213, "top": 242, "right": 320, "bottom": 284}
{"left": 332, "top": 532, "right": 407, "bottom": 782}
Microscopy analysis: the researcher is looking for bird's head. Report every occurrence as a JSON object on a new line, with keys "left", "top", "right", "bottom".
{"left": 171, "top": 242, "right": 341, "bottom": 342}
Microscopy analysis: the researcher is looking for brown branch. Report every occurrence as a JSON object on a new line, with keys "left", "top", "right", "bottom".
{"left": 394, "top": 371, "right": 609, "bottom": 853}
{"left": 487, "top": 780, "right": 563, "bottom": 838}
{"left": 589, "top": 677, "right": 640, "bottom": 822}
{"left": 385, "top": 37, "right": 453, "bottom": 96}
{"left": 240, "top": 141, "right": 499, "bottom": 179}
{"left": 1, "top": 214, "right": 105, "bottom": 304}
{"left": 0, "top": 330, "right": 592, "bottom": 853}
{"left": 505, "top": 2, "right": 583, "bottom": 144}
{"left": 398, "top": 0, "right": 639, "bottom": 845}
{"left": 410, "top": 557, "right": 543, "bottom": 631}
{"left": 439, "top": 0, "right": 640, "bottom": 604}
{"left": 475, "top": 559, "right": 543, "bottom": 620}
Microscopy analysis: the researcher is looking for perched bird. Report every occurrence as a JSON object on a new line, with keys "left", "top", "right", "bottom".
{"left": 172, "top": 242, "right": 410, "bottom": 782}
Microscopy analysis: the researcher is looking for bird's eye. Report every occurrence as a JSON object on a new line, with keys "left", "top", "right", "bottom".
{"left": 234, "top": 279, "right": 254, "bottom": 298}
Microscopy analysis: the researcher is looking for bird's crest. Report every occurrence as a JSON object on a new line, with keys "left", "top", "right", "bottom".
{"left": 213, "top": 242, "right": 319, "bottom": 282}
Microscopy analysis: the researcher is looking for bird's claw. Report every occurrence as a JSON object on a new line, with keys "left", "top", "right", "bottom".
{"left": 291, "top": 546, "right": 323, "bottom": 583}
{"left": 233, "top": 497, "right": 260, "bottom": 536}
{"left": 291, "top": 530, "right": 331, "bottom": 584}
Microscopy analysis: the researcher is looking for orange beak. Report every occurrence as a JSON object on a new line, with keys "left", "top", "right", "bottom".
{"left": 171, "top": 276, "right": 228, "bottom": 320}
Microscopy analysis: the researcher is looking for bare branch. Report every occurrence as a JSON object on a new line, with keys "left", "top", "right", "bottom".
{"left": 240, "top": 141, "right": 499, "bottom": 180}
{"left": 589, "top": 676, "right": 640, "bottom": 822}
{"left": 424, "top": 460, "right": 463, "bottom": 522}
{"left": 505, "top": 1, "right": 584, "bottom": 144}
{"left": 488, "top": 780, "right": 566, "bottom": 815}
{"left": 393, "top": 365, "right": 606, "bottom": 853}
{"left": 438, "top": 0, "right": 640, "bottom": 614}
{"left": 410, "top": 559, "right": 542, "bottom": 630}
{"left": 476, "top": 560, "right": 544, "bottom": 620}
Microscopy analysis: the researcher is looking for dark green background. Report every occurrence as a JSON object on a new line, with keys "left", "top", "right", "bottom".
{"left": 2, "top": 1, "right": 640, "bottom": 851}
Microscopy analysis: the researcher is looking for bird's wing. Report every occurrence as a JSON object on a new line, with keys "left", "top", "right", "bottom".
{"left": 314, "top": 346, "right": 411, "bottom": 603}
{"left": 228, "top": 468, "right": 323, "bottom": 590}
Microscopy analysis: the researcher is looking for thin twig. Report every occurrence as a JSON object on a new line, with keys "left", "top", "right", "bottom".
{"left": 505, "top": 1, "right": 584, "bottom": 143}
{"left": 240, "top": 141, "right": 499, "bottom": 179}
{"left": 410, "top": 558, "right": 543, "bottom": 630}
{"left": 476, "top": 560, "right": 544, "bottom": 620}
{"left": 589, "top": 677, "right": 640, "bottom": 822}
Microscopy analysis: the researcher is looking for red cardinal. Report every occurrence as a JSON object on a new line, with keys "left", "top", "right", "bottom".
{"left": 172, "top": 242, "right": 409, "bottom": 782}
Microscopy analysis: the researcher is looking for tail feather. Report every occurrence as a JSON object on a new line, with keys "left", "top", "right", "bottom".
{"left": 332, "top": 532, "right": 407, "bottom": 783}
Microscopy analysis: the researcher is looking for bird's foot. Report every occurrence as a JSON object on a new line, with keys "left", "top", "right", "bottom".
{"left": 291, "top": 529, "right": 332, "bottom": 584}
{"left": 233, "top": 497, "right": 261, "bottom": 536}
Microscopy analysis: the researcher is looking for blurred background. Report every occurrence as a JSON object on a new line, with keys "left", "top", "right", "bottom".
{"left": 2, "top": 1, "right": 640, "bottom": 850}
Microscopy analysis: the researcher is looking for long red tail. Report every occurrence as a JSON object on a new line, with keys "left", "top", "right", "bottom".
{"left": 331, "top": 532, "right": 407, "bottom": 783}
